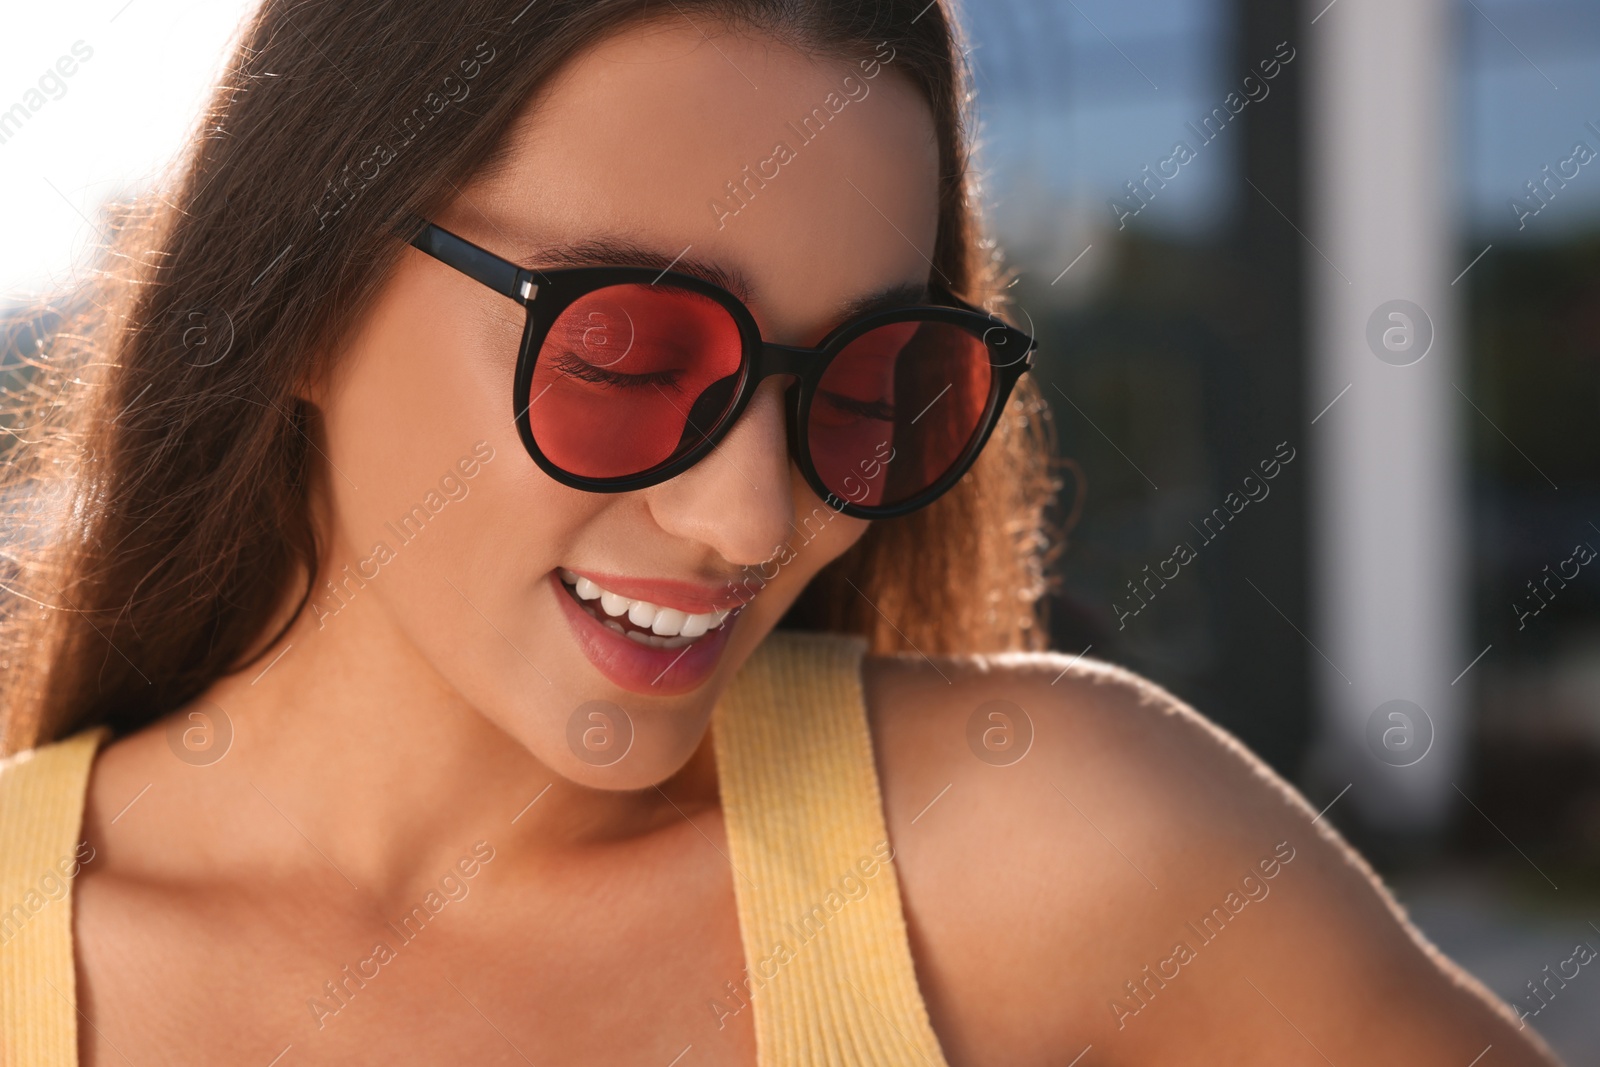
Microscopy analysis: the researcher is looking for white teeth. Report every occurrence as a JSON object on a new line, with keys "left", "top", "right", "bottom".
{"left": 559, "top": 571, "right": 733, "bottom": 639}
{"left": 624, "top": 628, "right": 697, "bottom": 650}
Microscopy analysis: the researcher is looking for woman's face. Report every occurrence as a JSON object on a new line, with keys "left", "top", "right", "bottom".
{"left": 305, "top": 20, "right": 939, "bottom": 789}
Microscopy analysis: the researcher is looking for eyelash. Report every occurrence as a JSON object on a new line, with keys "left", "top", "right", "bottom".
{"left": 819, "top": 391, "right": 896, "bottom": 421}
{"left": 551, "top": 351, "right": 682, "bottom": 392}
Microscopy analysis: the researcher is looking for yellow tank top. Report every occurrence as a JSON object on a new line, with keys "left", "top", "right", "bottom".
{"left": 0, "top": 629, "right": 951, "bottom": 1066}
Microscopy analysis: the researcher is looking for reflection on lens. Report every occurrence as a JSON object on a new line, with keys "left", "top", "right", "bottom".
{"left": 809, "top": 320, "right": 991, "bottom": 507}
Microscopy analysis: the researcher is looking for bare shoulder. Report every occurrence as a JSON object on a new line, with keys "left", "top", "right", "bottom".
{"left": 859, "top": 649, "right": 1562, "bottom": 1067}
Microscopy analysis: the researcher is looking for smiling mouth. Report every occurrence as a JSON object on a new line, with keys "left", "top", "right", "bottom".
{"left": 557, "top": 569, "right": 738, "bottom": 650}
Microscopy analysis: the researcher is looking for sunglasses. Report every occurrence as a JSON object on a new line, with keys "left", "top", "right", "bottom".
{"left": 399, "top": 216, "right": 1036, "bottom": 519}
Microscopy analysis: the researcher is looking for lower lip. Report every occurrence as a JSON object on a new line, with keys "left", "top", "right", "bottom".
{"left": 550, "top": 571, "right": 740, "bottom": 695}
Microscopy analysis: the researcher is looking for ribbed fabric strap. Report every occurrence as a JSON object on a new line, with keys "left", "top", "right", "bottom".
{"left": 0, "top": 726, "right": 106, "bottom": 1067}
{"left": 712, "top": 631, "right": 949, "bottom": 1067}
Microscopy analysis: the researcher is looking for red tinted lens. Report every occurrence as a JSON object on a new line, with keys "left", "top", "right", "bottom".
{"left": 808, "top": 319, "right": 994, "bottom": 508}
{"left": 527, "top": 284, "right": 744, "bottom": 479}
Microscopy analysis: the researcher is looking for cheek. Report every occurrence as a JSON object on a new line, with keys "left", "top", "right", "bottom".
{"left": 320, "top": 261, "right": 520, "bottom": 506}
{"left": 310, "top": 261, "right": 602, "bottom": 690}
{"left": 754, "top": 467, "right": 872, "bottom": 604}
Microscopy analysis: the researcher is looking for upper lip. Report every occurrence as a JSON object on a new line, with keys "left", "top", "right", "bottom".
{"left": 558, "top": 568, "right": 754, "bottom": 615}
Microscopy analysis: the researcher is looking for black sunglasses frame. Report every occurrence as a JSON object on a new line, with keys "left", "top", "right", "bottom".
{"left": 400, "top": 216, "right": 1037, "bottom": 520}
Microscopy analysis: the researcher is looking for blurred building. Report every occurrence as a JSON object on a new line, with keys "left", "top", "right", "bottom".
{"left": 955, "top": 0, "right": 1599, "bottom": 1057}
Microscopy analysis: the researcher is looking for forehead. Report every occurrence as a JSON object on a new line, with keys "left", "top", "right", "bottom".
{"left": 451, "top": 18, "right": 941, "bottom": 343}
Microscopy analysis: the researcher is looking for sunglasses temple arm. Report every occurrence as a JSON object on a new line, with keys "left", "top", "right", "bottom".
{"left": 400, "top": 217, "right": 541, "bottom": 304}
{"left": 937, "top": 286, "right": 1036, "bottom": 347}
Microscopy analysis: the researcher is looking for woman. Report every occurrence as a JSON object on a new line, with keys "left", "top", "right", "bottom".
{"left": 0, "top": 1, "right": 1562, "bottom": 1064}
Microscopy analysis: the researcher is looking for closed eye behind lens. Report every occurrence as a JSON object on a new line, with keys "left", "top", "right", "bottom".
{"left": 550, "top": 351, "right": 683, "bottom": 392}
{"left": 815, "top": 390, "right": 896, "bottom": 422}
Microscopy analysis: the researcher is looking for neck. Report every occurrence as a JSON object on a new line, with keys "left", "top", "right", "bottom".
{"left": 185, "top": 565, "right": 720, "bottom": 898}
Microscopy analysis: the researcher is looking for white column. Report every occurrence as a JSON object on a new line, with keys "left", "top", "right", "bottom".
{"left": 1305, "top": 0, "right": 1467, "bottom": 830}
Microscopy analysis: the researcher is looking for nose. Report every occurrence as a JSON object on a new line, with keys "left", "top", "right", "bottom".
{"left": 645, "top": 376, "right": 798, "bottom": 567}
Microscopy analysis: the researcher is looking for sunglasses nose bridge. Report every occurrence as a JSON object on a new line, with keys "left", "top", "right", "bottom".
{"left": 752, "top": 341, "right": 816, "bottom": 383}
{"left": 739, "top": 342, "right": 814, "bottom": 473}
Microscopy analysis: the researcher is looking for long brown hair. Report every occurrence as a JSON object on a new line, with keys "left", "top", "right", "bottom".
{"left": 0, "top": 0, "right": 1059, "bottom": 756}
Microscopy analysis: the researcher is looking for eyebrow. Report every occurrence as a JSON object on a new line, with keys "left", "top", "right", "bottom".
{"left": 522, "top": 238, "right": 757, "bottom": 303}
{"left": 518, "top": 237, "right": 933, "bottom": 329}
{"left": 833, "top": 281, "right": 935, "bottom": 324}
